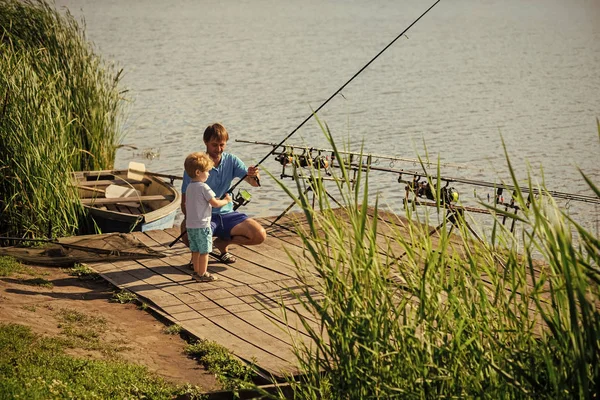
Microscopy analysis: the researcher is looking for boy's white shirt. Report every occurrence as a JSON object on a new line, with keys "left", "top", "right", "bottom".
{"left": 185, "top": 181, "right": 215, "bottom": 229}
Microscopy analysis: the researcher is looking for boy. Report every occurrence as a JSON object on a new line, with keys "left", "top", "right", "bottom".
{"left": 184, "top": 152, "right": 232, "bottom": 282}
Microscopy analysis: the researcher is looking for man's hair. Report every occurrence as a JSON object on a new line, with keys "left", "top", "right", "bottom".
{"left": 184, "top": 152, "right": 214, "bottom": 177}
{"left": 203, "top": 123, "right": 229, "bottom": 143}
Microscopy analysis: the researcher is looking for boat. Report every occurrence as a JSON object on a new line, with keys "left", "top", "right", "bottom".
{"left": 73, "top": 169, "right": 181, "bottom": 233}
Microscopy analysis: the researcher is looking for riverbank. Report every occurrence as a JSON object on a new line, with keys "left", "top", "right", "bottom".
{"left": 0, "top": 258, "right": 219, "bottom": 396}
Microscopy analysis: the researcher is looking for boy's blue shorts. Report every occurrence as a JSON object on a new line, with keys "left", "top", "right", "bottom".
{"left": 211, "top": 211, "right": 248, "bottom": 241}
{"left": 187, "top": 227, "right": 212, "bottom": 254}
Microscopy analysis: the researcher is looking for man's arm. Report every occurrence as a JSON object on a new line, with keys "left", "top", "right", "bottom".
{"left": 181, "top": 171, "right": 190, "bottom": 215}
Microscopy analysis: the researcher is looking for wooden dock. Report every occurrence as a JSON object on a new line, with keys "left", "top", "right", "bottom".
{"left": 71, "top": 211, "right": 340, "bottom": 379}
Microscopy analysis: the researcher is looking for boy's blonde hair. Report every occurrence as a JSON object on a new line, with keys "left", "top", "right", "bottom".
{"left": 184, "top": 152, "right": 214, "bottom": 177}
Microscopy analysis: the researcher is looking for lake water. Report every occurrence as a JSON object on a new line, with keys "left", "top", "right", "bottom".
{"left": 56, "top": 0, "right": 600, "bottom": 230}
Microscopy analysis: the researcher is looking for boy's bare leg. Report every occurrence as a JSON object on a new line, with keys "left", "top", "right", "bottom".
{"left": 197, "top": 253, "right": 209, "bottom": 276}
{"left": 191, "top": 251, "right": 200, "bottom": 273}
{"left": 213, "top": 218, "right": 266, "bottom": 254}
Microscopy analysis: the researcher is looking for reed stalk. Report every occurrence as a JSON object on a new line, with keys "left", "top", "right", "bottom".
{"left": 0, "top": 0, "right": 127, "bottom": 238}
{"left": 273, "top": 118, "right": 599, "bottom": 399}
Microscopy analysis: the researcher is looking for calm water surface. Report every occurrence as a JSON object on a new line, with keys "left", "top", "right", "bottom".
{"left": 56, "top": 0, "right": 600, "bottom": 228}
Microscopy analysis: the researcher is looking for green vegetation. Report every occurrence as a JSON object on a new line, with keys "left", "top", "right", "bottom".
{"left": 110, "top": 290, "right": 138, "bottom": 304}
{"left": 20, "top": 277, "right": 53, "bottom": 288}
{"left": 0, "top": 256, "right": 50, "bottom": 288}
{"left": 274, "top": 123, "right": 599, "bottom": 399}
{"left": 186, "top": 339, "right": 256, "bottom": 391}
{"left": 0, "top": 0, "right": 126, "bottom": 239}
{"left": 0, "top": 255, "right": 26, "bottom": 276}
{"left": 164, "top": 324, "right": 183, "bottom": 335}
{"left": 0, "top": 323, "right": 205, "bottom": 399}
{"left": 53, "top": 308, "right": 126, "bottom": 356}
{"left": 68, "top": 263, "right": 100, "bottom": 280}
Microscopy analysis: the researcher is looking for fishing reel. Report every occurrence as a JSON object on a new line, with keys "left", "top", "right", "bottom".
{"left": 312, "top": 155, "right": 330, "bottom": 169}
{"left": 232, "top": 189, "right": 252, "bottom": 211}
{"left": 440, "top": 185, "right": 459, "bottom": 205}
{"left": 406, "top": 177, "right": 459, "bottom": 205}
{"left": 275, "top": 152, "right": 294, "bottom": 166}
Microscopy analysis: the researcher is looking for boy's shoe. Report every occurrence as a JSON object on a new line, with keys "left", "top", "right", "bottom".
{"left": 192, "top": 272, "right": 217, "bottom": 282}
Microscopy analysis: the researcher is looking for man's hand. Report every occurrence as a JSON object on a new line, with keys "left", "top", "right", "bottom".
{"left": 246, "top": 165, "right": 261, "bottom": 187}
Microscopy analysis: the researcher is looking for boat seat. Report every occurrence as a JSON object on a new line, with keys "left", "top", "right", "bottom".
{"left": 80, "top": 195, "right": 175, "bottom": 205}
{"left": 78, "top": 178, "right": 152, "bottom": 187}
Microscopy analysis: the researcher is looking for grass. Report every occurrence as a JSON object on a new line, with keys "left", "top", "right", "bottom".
{"left": 110, "top": 290, "right": 138, "bottom": 304}
{"left": 19, "top": 277, "right": 53, "bottom": 288}
{"left": 185, "top": 339, "right": 256, "bottom": 391}
{"left": 68, "top": 263, "right": 100, "bottom": 280}
{"left": 164, "top": 324, "right": 183, "bottom": 335}
{"left": 0, "top": 256, "right": 27, "bottom": 276}
{"left": 53, "top": 308, "right": 132, "bottom": 357}
{"left": 270, "top": 119, "right": 599, "bottom": 399}
{"left": 0, "top": 0, "right": 127, "bottom": 239}
{"left": 0, "top": 256, "right": 51, "bottom": 289}
{"left": 0, "top": 323, "right": 206, "bottom": 399}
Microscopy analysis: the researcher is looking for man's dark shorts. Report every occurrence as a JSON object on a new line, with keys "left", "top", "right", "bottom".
{"left": 210, "top": 211, "right": 248, "bottom": 241}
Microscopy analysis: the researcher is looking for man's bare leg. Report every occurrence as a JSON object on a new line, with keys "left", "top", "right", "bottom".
{"left": 213, "top": 218, "right": 266, "bottom": 254}
{"left": 180, "top": 219, "right": 190, "bottom": 247}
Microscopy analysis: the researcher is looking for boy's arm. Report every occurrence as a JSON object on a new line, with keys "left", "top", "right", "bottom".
{"left": 209, "top": 193, "right": 231, "bottom": 208}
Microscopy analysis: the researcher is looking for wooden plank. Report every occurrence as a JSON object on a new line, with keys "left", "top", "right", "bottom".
{"left": 186, "top": 290, "right": 300, "bottom": 357}
{"left": 81, "top": 194, "right": 174, "bottom": 205}
{"left": 75, "top": 178, "right": 151, "bottom": 186}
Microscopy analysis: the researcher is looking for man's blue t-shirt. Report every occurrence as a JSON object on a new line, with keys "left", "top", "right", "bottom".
{"left": 182, "top": 153, "right": 247, "bottom": 215}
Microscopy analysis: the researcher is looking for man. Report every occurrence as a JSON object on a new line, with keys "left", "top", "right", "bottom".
{"left": 181, "top": 123, "right": 266, "bottom": 264}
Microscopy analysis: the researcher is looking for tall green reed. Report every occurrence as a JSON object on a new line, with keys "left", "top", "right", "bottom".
{"left": 0, "top": 0, "right": 126, "bottom": 238}
{"left": 273, "top": 118, "right": 599, "bottom": 399}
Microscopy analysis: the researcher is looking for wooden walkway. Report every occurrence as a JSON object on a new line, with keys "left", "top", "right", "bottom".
{"left": 75, "top": 211, "right": 336, "bottom": 378}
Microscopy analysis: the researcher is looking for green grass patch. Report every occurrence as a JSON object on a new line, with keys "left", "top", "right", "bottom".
{"left": 68, "top": 263, "right": 100, "bottom": 280}
{"left": 19, "top": 277, "right": 53, "bottom": 288}
{"left": 0, "top": 323, "right": 205, "bottom": 399}
{"left": 185, "top": 339, "right": 256, "bottom": 391}
{"left": 110, "top": 290, "right": 138, "bottom": 304}
{"left": 54, "top": 308, "right": 129, "bottom": 356}
{"left": 164, "top": 324, "right": 183, "bottom": 335}
{"left": 0, "top": 256, "right": 25, "bottom": 276}
{"left": 21, "top": 304, "right": 38, "bottom": 312}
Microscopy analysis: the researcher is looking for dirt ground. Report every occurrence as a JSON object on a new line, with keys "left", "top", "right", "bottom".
{"left": 0, "top": 262, "right": 220, "bottom": 392}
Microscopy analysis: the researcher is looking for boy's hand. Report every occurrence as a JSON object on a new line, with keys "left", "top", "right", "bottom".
{"left": 224, "top": 193, "right": 232, "bottom": 203}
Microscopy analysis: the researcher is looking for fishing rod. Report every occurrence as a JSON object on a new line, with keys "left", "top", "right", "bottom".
{"left": 169, "top": 0, "right": 442, "bottom": 247}
{"left": 259, "top": 141, "right": 600, "bottom": 205}
{"left": 226, "top": 0, "right": 442, "bottom": 195}
{"left": 350, "top": 162, "right": 600, "bottom": 205}
{"left": 235, "top": 139, "right": 478, "bottom": 171}
{"left": 352, "top": 163, "right": 599, "bottom": 204}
